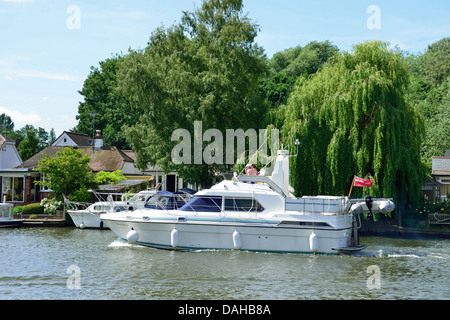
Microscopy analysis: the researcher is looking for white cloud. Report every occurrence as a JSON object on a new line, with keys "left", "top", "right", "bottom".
{"left": 14, "top": 69, "right": 83, "bottom": 82}
{"left": 0, "top": 106, "right": 41, "bottom": 128}
{"left": 1, "top": 0, "right": 34, "bottom": 2}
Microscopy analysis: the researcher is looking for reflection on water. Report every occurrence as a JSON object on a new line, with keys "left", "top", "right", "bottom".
{"left": 0, "top": 228, "right": 449, "bottom": 300}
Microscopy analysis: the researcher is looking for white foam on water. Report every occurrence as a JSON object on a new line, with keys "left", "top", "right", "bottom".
{"left": 387, "top": 253, "right": 421, "bottom": 258}
{"left": 108, "top": 239, "right": 145, "bottom": 248}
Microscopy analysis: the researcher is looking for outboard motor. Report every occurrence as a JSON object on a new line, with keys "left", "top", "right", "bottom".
{"left": 365, "top": 195, "right": 373, "bottom": 216}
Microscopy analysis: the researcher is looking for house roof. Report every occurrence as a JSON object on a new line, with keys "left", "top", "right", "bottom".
{"left": 0, "top": 133, "right": 16, "bottom": 155}
{"left": 52, "top": 131, "right": 93, "bottom": 147}
{"left": 0, "top": 133, "right": 15, "bottom": 144}
{"left": 15, "top": 146, "right": 134, "bottom": 172}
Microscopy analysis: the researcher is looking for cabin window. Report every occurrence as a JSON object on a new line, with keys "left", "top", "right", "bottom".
{"left": 224, "top": 198, "right": 264, "bottom": 212}
{"left": 179, "top": 196, "right": 222, "bottom": 212}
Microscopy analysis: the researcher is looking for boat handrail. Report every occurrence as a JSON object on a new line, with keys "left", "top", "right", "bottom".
{"left": 0, "top": 203, "right": 13, "bottom": 219}
{"left": 236, "top": 175, "right": 288, "bottom": 198}
{"left": 65, "top": 201, "right": 91, "bottom": 211}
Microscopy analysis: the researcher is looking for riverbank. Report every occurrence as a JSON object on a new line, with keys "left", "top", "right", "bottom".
{"left": 359, "top": 218, "right": 450, "bottom": 239}
{"left": 22, "top": 218, "right": 67, "bottom": 227}
{"left": 20, "top": 212, "right": 69, "bottom": 227}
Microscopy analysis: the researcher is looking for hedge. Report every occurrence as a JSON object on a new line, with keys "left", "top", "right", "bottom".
{"left": 22, "top": 203, "right": 45, "bottom": 215}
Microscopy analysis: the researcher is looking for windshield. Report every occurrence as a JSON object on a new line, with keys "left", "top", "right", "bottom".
{"left": 179, "top": 196, "right": 222, "bottom": 212}
{"left": 145, "top": 196, "right": 170, "bottom": 210}
{"left": 130, "top": 193, "right": 151, "bottom": 202}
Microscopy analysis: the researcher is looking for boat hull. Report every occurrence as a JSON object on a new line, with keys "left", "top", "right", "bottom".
{"left": 103, "top": 217, "right": 353, "bottom": 254}
{"left": 0, "top": 218, "right": 24, "bottom": 228}
{"left": 68, "top": 211, "right": 108, "bottom": 229}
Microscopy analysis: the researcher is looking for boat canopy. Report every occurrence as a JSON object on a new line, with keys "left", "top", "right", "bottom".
{"left": 144, "top": 190, "right": 195, "bottom": 210}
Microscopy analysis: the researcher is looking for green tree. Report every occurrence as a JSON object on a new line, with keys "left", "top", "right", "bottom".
{"left": 406, "top": 38, "right": 450, "bottom": 166}
{"left": 95, "top": 170, "right": 126, "bottom": 185}
{"left": 0, "top": 113, "right": 14, "bottom": 133}
{"left": 260, "top": 41, "right": 339, "bottom": 127}
{"left": 16, "top": 125, "right": 55, "bottom": 161}
{"left": 268, "top": 40, "right": 339, "bottom": 77}
{"left": 418, "top": 37, "right": 450, "bottom": 86}
{"left": 75, "top": 55, "right": 135, "bottom": 149}
{"left": 35, "top": 147, "right": 96, "bottom": 200}
{"left": 17, "top": 127, "right": 40, "bottom": 161}
{"left": 118, "top": 0, "right": 267, "bottom": 187}
{"left": 282, "top": 41, "right": 426, "bottom": 208}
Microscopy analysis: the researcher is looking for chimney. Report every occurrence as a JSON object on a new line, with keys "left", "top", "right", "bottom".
{"left": 94, "top": 130, "right": 103, "bottom": 150}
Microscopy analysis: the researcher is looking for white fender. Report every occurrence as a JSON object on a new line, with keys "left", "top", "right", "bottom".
{"left": 126, "top": 228, "right": 139, "bottom": 244}
{"left": 232, "top": 230, "right": 242, "bottom": 249}
{"left": 171, "top": 228, "right": 179, "bottom": 248}
{"left": 309, "top": 231, "right": 318, "bottom": 252}
{"left": 79, "top": 222, "right": 85, "bottom": 229}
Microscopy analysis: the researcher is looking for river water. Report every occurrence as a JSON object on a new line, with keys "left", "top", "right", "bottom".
{"left": 0, "top": 227, "right": 448, "bottom": 300}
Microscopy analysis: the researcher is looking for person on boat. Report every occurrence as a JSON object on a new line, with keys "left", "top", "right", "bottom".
{"left": 245, "top": 163, "right": 258, "bottom": 175}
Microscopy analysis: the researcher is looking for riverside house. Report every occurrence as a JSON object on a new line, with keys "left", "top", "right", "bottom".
{"left": 0, "top": 133, "right": 24, "bottom": 202}
{"left": 431, "top": 151, "right": 450, "bottom": 201}
{"left": 0, "top": 130, "right": 181, "bottom": 205}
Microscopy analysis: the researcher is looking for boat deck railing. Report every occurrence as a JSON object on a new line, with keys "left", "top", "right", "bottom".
{"left": 285, "top": 197, "right": 349, "bottom": 216}
{"left": 236, "top": 175, "right": 288, "bottom": 197}
{"left": 0, "top": 203, "right": 13, "bottom": 219}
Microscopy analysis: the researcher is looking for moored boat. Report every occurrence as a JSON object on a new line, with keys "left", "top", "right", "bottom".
{"left": 68, "top": 190, "right": 156, "bottom": 229}
{"left": 0, "top": 203, "right": 23, "bottom": 228}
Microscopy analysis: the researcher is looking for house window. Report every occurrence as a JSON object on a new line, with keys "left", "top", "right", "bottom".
{"left": 1, "top": 177, "right": 24, "bottom": 202}
{"left": 39, "top": 174, "right": 52, "bottom": 192}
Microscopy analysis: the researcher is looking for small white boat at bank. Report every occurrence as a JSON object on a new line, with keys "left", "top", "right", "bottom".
{"left": 101, "top": 150, "right": 395, "bottom": 254}
{"left": 0, "top": 203, "right": 23, "bottom": 228}
{"left": 68, "top": 190, "right": 157, "bottom": 229}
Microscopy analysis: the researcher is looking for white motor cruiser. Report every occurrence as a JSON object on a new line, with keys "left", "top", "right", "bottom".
{"left": 101, "top": 150, "right": 395, "bottom": 254}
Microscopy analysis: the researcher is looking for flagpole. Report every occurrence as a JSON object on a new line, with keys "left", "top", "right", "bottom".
{"left": 348, "top": 175, "right": 356, "bottom": 197}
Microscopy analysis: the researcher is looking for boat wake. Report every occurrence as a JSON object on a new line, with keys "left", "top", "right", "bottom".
{"left": 107, "top": 238, "right": 145, "bottom": 248}
{"left": 345, "top": 248, "right": 429, "bottom": 258}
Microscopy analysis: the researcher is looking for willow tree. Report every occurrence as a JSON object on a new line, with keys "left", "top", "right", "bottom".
{"left": 283, "top": 41, "right": 426, "bottom": 207}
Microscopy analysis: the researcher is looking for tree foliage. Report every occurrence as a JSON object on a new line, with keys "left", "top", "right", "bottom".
{"left": 95, "top": 170, "right": 126, "bottom": 185}
{"left": 0, "top": 122, "right": 56, "bottom": 161}
{"left": 75, "top": 55, "right": 135, "bottom": 149}
{"left": 268, "top": 40, "right": 339, "bottom": 77}
{"left": 282, "top": 41, "right": 426, "bottom": 205}
{"left": 260, "top": 41, "right": 339, "bottom": 128}
{"left": 406, "top": 38, "right": 450, "bottom": 166}
{"left": 118, "top": 0, "right": 267, "bottom": 187}
{"left": 35, "top": 147, "right": 96, "bottom": 200}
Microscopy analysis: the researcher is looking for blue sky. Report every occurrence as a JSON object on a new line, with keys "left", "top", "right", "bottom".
{"left": 0, "top": 0, "right": 449, "bottom": 136}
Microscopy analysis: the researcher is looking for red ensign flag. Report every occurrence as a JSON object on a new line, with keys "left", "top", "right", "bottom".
{"left": 353, "top": 176, "right": 373, "bottom": 187}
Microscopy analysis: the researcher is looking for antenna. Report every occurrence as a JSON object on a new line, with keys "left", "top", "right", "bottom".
{"left": 89, "top": 113, "right": 98, "bottom": 139}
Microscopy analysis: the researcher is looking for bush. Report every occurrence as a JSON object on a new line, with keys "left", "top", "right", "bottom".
{"left": 22, "top": 203, "right": 44, "bottom": 215}
{"left": 13, "top": 206, "right": 23, "bottom": 214}
{"left": 40, "top": 198, "right": 63, "bottom": 215}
